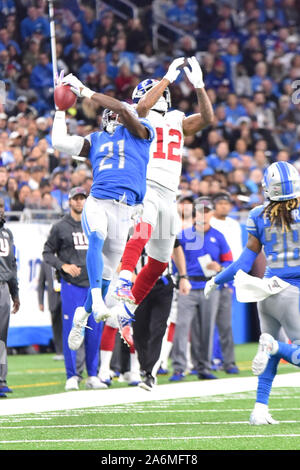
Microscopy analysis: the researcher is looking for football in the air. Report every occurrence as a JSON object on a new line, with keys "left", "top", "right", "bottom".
{"left": 54, "top": 84, "right": 77, "bottom": 111}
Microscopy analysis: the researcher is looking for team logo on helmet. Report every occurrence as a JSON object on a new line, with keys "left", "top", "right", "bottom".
{"left": 262, "top": 162, "right": 300, "bottom": 201}
{"left": 132, "top": 79, "right": 171, "bottom": 113}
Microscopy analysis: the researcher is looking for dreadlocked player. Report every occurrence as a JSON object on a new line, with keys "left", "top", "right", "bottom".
{"left": 204, "top": 161, "right": 300, "bottom": 425}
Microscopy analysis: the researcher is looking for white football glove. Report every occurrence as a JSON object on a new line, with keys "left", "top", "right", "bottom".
{"left": 164, "top": 57, "right": 185, "bottom": 83}
{"left": 54, "top": 69, "right": 65, "bottom": 87}
{"left": 204, "top": 277, "right": 217, "bottom": 298}
{"left": 62, "top": 73, "right": 95, "bottom": 99}
{"left": 184, "top": 56, "right": 204, "bottom": 89}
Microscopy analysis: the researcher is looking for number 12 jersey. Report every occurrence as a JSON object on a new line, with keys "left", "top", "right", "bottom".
{"left": 145, "top": 109, "right": 185, "bottom": 193}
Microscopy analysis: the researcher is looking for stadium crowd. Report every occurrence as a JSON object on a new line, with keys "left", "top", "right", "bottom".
{"left": 0, "top": 0, "right": 299, "bottom": 217}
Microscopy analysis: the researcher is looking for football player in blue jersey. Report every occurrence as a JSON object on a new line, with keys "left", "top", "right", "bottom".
{"left": 51, "top": 72, "right": 155, "bottom": 351}
{"left": 204, "top": 161, "right": 300, "bottom": 425}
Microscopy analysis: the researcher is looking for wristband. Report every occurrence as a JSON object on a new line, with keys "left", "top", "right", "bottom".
{"left": 81, "top": 87, "right": 95, "bottom": 99}
{"left": 179, "top": 275, "right": 189, "bottom": 280}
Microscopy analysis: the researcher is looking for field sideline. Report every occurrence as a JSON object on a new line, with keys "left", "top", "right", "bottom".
{"left": 2, "top": 345, "right": 300, "bottom": 451}
{"left": 1, "top": 371, "right": 300, "bottom": 416}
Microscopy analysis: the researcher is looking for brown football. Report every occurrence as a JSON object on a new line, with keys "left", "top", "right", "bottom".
{"left": 54, "top": 84, "right": 77, "bottom": 111}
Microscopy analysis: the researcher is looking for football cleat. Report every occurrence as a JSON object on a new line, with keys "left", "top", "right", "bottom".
{"left": 249, "top": 409, "right": 279, "bottom": 425}
{"left": 68, "top": 307, "right": 89, "bottom": 351}
{"left": 85, "top": 376, "right": 108, "bottom": 389}
{"left": 65, "top": 376, "right": 79, "bottom": 391}
{"left": 252, "top": 333, "right": 278, "bottom": 376}
{"left": 113, "top": 278, "right": 136, "bottom": 304}
{"left": 138, "top": 372, "right": 156, "bottom": 391}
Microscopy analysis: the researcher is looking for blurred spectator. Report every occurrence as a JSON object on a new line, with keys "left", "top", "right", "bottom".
{"left": 20, "top": 5, "right": 50, "bottom": 41}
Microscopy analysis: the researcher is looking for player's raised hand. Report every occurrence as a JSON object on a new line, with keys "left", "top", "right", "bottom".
{"left": 184, "top": 56, "right": 204, "bottom": 89}
{"left": 204, "top": 276, "right": 217, "bottom": 298}
{"left": 164, "top": 57, "right": 185, "bottom": 83}
{"left": 62, "top": 73, "right": 95, "bottom": 99}
{"left": 54, "top": 70, "right": 65, "bottom": 88}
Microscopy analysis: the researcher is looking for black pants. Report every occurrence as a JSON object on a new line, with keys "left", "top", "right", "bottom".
{"left": 133, "top": 278, "right": 174, "bottom": 376}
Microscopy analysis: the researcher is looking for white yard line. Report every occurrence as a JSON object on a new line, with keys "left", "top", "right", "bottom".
{"left": 0, "top": 372, "right": 299, "bottom": 416}
{"left": 2, "top": 434, "right": 300, "bottom": 444}
{"left": 1, "top": 420, "right": 298, "bottom": 429}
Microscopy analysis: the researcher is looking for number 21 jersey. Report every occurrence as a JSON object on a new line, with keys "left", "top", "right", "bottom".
{"left": 145, "top": 109, "right": 185, "bottom": 192}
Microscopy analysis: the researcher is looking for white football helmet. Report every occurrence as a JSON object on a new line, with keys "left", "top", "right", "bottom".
{"left": 262, "top": 162, "right": 300, "bottom": 201}
{"left": 102, "top": 108, "right": 120, "bottom": 134}
{"left": 132, "top": 78, "right": 171, "bottom": 114}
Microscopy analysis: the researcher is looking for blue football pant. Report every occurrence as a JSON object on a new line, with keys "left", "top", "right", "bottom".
{"left": 60, "top": 279, "right": 103, "bottom": 379}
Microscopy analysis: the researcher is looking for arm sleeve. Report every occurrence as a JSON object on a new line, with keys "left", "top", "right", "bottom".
{"left": 214, "top": 247, "right": 258, "bottom": 285}
{"left": 42, "top": 225, "right": 64, "bottom": 271}
{"left": 51, "top": 111, "right": 86, "bottom": 156}
{"left": 218, "top": 233, "right": 233, "bottom": 269}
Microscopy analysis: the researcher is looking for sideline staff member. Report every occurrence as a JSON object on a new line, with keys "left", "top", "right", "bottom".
{"left": 0, "top": 197, "right": 20, "bottom": 398}
{"left": 43, "top": 187, "right": 105, "bottom": 391}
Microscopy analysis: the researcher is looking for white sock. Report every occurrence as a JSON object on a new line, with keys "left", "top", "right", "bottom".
{"left": 99, "top": 350, "right": 113, "bottom": 378}
{"left": 91, "top": 288, "right": 104, "bottom": 306}
{"left": 254, "top": 402, "right": 269, "bottom": 412}
{"left": 130, "top": 351, "right": 140, "bottom": 374}
{"left": 119, "top": 270, "right": 133, "bottom": 282}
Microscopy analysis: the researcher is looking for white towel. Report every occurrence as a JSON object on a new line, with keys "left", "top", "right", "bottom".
{"left": 234, "top": 269, "right": 290, "bottom": 302}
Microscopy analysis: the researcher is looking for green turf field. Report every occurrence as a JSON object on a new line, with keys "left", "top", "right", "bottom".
{"left": 1, "top": 343, "right": 300, "bottom": 451}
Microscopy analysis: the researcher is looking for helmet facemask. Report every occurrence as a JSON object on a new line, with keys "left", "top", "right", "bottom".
{"left": 102, "top": 109, "right": 120, "bottom": 134}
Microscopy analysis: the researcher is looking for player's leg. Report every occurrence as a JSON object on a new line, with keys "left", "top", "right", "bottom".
{"left": 250, "top": 293, "right": 284, "bottom": 425}
{"left": 111, "top": 191, "right": 177, "bottom": 346}
{"left": 81, "top": 196, "right": 111, "bottom": 321}
{"left": 115, "top": 186, "right": 158, "bottom": 302}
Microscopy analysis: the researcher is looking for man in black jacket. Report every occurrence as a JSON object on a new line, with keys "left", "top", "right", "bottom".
{"left": 43, "top": 187, "right": 106, "bottom": 391}
{"left": 37, "top": 261, "right": 63, "bottom": 360}
{"left": 0, "top": 197, "right": 20, "bottom": 398}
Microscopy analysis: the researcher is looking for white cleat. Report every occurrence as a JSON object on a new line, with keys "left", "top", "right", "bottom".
{"left": 68, "top": 307, "right": 89, "bottom": 351}
{"left": 249, "top": 409, "right": 279, "bottom": 425}
{"left": 85, "top": 376, "right": 108, "bottom": 389}
{"left": 122, "top": 371, "right": 142, "bottom": 386}
{"left": 252, "top": 333, "right": 278, "bottom": 376}
{"left": 65, "top": 376, "right": 79, "bottom": 391}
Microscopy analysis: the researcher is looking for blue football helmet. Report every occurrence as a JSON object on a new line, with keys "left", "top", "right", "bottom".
{"left": 262, "top": 162, "right": 300, "bottom": 201}
{"left": 132, "top": 78, "right": 171, "bottom": 113}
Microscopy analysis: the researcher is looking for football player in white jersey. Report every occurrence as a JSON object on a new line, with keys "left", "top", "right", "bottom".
{"left": 113, "top": 56, "right": 214, "bottom": 344}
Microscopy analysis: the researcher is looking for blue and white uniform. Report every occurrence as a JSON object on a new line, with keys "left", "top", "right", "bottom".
{"left": 247, "top": 204, "right": 300, "bottom": 289}
{"left": 82, "top": 118, "right": 154, "bottom": 282}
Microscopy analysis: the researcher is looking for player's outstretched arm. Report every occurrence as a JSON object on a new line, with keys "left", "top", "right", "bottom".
{"left": 136, "top": 57, "right": 185, "bottom": 117}
{"left": 61, "top": 73, "right": 149, "bottom": 139}
{"left": 182, "top": 56, "right": 214, "bottom": 135}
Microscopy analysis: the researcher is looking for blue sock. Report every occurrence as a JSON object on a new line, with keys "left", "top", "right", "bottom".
{"left": 256, "top": 355, "right": 280, "bottom": 405}
{"left": 276, "top": 341, "right": 300, "bottom": 366}
{"left": 84, "top": 289, "right": 92, "bottom": 313}
{"left": 102, "top": 279, "right": 111, "bottom": 300}
{"left": 86, "top": 231, "right": 104, "bottom": 289}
